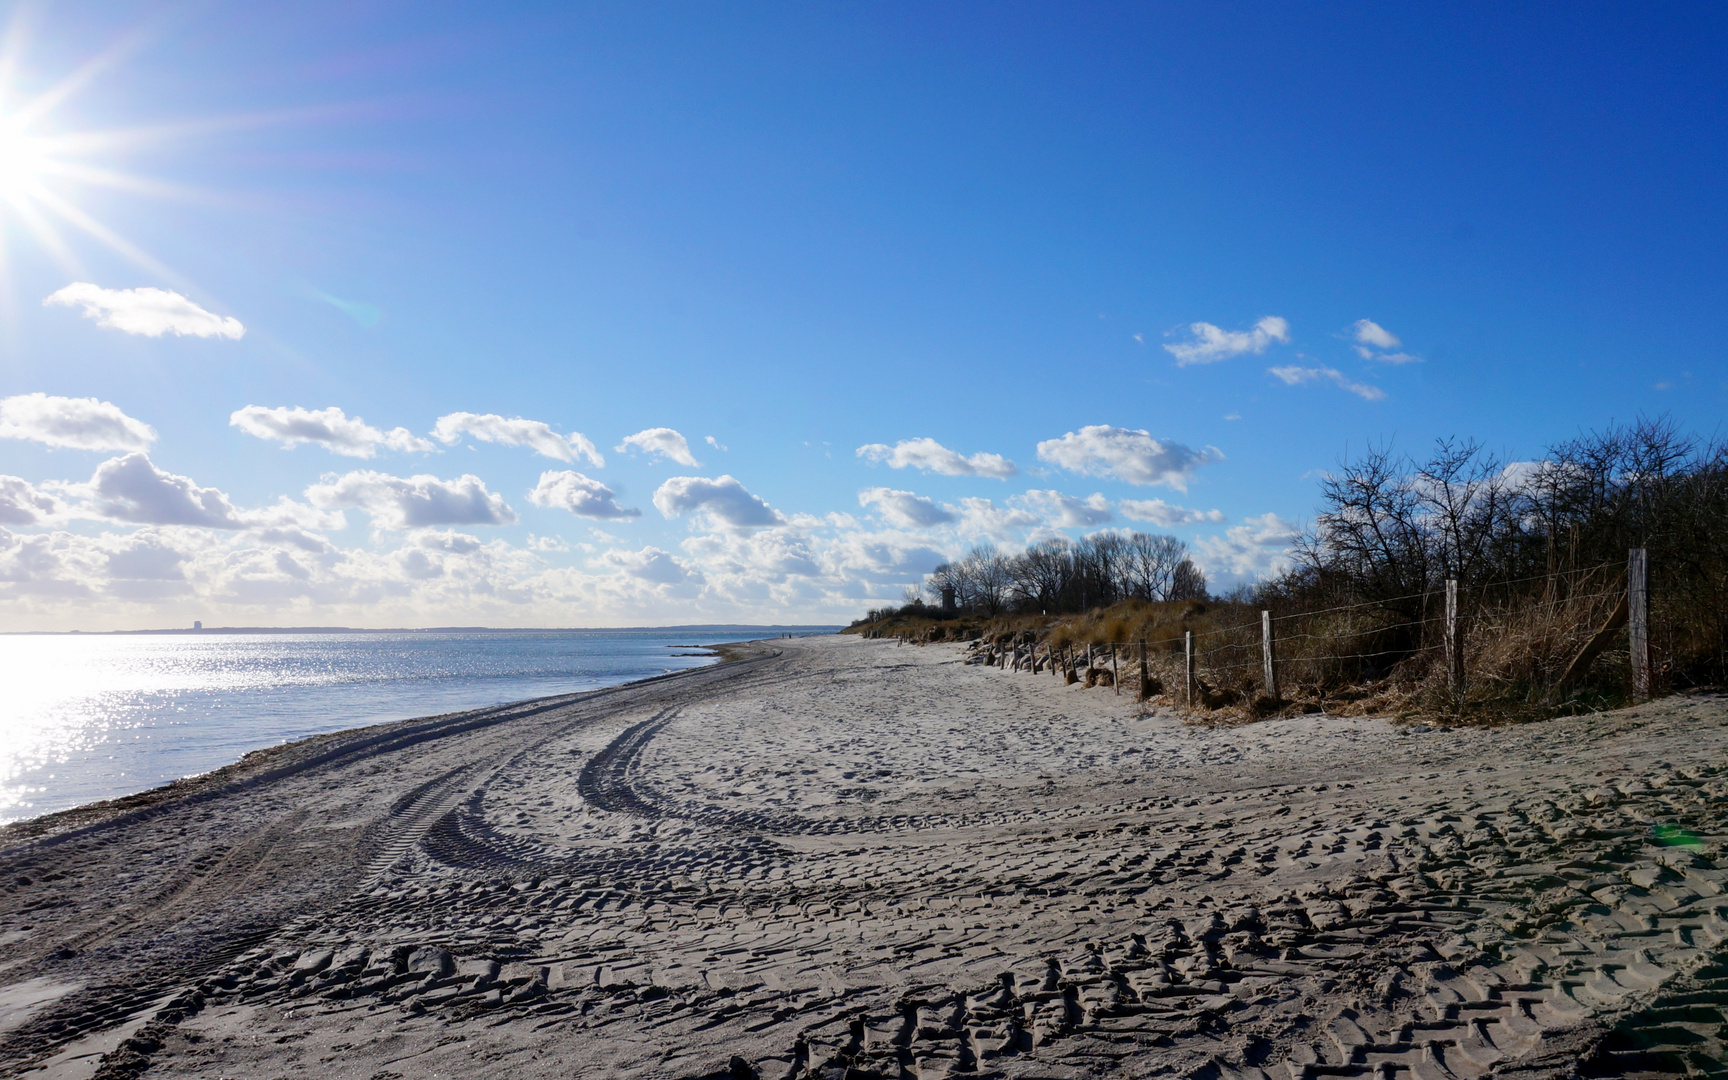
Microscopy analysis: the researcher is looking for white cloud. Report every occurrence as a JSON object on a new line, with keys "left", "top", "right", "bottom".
{"left": 44, "top": 283, "right": 244, "bottom": 339}
{"left": 1267, "top": 365, "right": 1386, "bottom": 401}
{"left": 253, "top": 526, "right": 337, "bottom": 556}
{"left": 0, "top": 393, "right": 157, "bottom": 451}
{"left": 821, "top": 530, "right": 948, "bottom": 582}
{"left": 1119, "top": 498, "right": 1227, "bottom": 527}
{"left": 50, "top": 458, "right": 341, "bottom": 534}
{"left": 105, "top": 531, "right": 189, "bottom": 581}
{"left": 0, "top": 502, "right": 994, "bottom": 627}
{"left": 855, "top": 437, "right": 1017, "bottom": 478}
{"left": 705, "top": 435, "right": 727, "bottom": 452}
{"left": 1014, "top": 489, "right": 1113, "bottom": 528}
{"left": 1035, "top": 425, "right": 1220, "bottom": 490}
{"left": 1349, "top": 319, "right": 1422, "bottom": 363}
{"left": 857, "top": 486, "right": 957, "bottom": 529}
{"left": 1350, "top": 319, "right": 1400, "bottom": 349}
{"left": 0, "top": 521, "right": 694, "bottom": 625}
{"left": 527, "top": 470, "right": 641, "bottom": 521}
{"left": 615, "top": 427, "right": 700, "bottom": 467}
{"left": 652, "top": 475, "right": 784, "bottom": 530}
{"left": 1268, "top": 366, "right": 1322, "bottom": 385}
{"left": 955, "top": 496, "right": 1041, "bottom": 540}
{"left": 1191, "top": 512, "right": 1299, "bottom": 582}
{"left": 526, "top": 533, "right": 568, "bottom": 552}
{"left": 431, "top": 412, "right": 602, "bottom": 466}
{"left": 749, "top": 531, "right": 824, "bottom": 577}
{"left": 394, "top": 530, "right": 495, "bottom": 580}
{"left": 82, "top": 453, "right": 245, "bottom": 528}
{"left": 662, "top": 526, "right": 832, "bottom": 612}
{"left": 685, "top": 529, "right": 822, "bottom": 579}
{"left": 599, "top": 545, "right": 702, "bottom": 586}
{"left": 1164, "top": 316, "right": 1289, "bottom": 366}
{"left": 0, "top": 476, "right": 61, "bottom": 525}
{"left": 306, "top": 470, "right": 516, "bottom": 529}
{"left": 231, "top": 405, "right": 435, "bottom": 458}
{"left": 243, "top": 496, "right": 347, "bottom": 532}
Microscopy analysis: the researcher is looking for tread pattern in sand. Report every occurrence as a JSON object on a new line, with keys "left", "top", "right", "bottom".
{"left": 6, "top": 638, "right": 1728, "bottom": 1079}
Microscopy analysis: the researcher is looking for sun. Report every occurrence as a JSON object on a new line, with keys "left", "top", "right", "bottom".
{"left": 0, "top": 14, "right": 323, "bottom": 322}
{"left": 0, "top": 119, "right": 49, "bottom": 202}
{"left": 0, "top": 20, "right": 195, "bottom": 298}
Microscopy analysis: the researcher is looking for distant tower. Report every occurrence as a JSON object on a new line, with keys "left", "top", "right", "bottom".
{"left": 940, "top": 585, "right": 957, "bottom": 615}
{"left": 193, "top": 620, "right": 203, "bottom": 631}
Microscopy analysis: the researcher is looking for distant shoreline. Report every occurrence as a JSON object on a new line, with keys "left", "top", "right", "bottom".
{"left": 1, "top": 624, "right": 843, "bottom": 637}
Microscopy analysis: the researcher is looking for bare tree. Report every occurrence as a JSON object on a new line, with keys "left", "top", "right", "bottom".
{"left": 1169, "top": 558, "right": 1208, "bottom": 601}
{"left": 977, "top": 545, "right": 1016, "bottom": 615}
{"left": 1126, "top": 533, "right": 1188, "bottom": 600}
{"left": 1303, "top": 442, "right": 1429, "bottom": 611}
{"left": 1011, "top": 537, "right": 1074, "bottom": 612}
{"left": 1413, "top": 437, "right": 1516, "bottom": 587}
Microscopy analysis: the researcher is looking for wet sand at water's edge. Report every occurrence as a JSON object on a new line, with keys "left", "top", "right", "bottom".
{"left": 3, "top": 635, "right": 1728, "bottom": 1079}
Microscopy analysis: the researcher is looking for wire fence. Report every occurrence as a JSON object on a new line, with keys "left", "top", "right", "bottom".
{"left": 892, "top": 550, "right": 1659, "bottom": 714}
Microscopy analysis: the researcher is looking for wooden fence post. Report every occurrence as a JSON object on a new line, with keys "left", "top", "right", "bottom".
{"left": 1111, "top": 644, "right": 1120, "bottom": 695}
{"left": 1629, "top": 547, "right": 1650, "bottom": 702}
{"left": 1184, "top": 631, "right": 1195, "bottom": 707}
{"left": 1444, "top": 579, "right": 1463, "bottom": 691}
{"left": 1261, "top": 610, "right": 1278, "bottom": 702}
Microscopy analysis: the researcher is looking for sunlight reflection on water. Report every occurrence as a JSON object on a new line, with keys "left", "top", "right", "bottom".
{"left": 0, "top": 629, "right": 791, "bottom": 822}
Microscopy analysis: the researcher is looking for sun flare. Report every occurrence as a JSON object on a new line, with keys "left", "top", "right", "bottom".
{"left": 0, "top": 25, "right": 190, "bottom": 294}
{"left": 0, "top": 121, "right": 49, "bottom": 201}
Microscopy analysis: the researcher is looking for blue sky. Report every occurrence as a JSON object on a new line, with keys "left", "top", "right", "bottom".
{"left": 0, "top": 2, "right": 1724, "bottom": 629}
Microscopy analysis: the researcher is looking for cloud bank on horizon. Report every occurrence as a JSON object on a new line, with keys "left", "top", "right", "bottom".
{"left": 0, "top": 379, "right": 1322, "bottom": 627}
{"left": 0, "top": 285, "right": 1413, "bottom": 628}
{"left": 2, "top": 253, "right": 1382, "bottom": 623}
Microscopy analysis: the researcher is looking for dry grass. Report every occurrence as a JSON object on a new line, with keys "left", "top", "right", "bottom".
{"left": 849, "top": 574, "right": 1663, "bottom": 727}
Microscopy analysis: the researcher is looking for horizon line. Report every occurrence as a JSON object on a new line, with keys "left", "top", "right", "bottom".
{"left": 2, "top": 623, "right": 846, "bottom": 636}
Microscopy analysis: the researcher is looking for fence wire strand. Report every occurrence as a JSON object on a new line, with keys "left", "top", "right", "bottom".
{"left": 945, "top": 560, "right": 1653, "bottom": 711}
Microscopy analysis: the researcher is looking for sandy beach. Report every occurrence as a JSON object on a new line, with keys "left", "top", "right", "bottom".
{"left": 2, "top": 634, "right": 1727, "bottom": 1079}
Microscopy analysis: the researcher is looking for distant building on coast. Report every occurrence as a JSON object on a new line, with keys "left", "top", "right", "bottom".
{"left": 193, "top": 620, "right": 203, "bottom": 631}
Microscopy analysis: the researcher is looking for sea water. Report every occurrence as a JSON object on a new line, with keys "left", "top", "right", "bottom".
{"left": 0, "top": 628, "right": 831, "bottom": 823}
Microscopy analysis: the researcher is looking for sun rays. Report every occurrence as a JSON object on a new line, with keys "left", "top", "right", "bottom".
{"left": 0, "top": 12, "right": 208, "bottom": 325}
